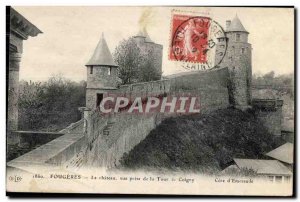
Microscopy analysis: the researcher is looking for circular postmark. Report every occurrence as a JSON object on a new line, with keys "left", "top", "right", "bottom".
{"left": 170, "top": 14, "right": 227, "bottom": 70}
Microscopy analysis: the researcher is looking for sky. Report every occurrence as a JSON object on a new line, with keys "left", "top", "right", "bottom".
{"left": 14, "top": 6, "right": 294, "bottom": 82}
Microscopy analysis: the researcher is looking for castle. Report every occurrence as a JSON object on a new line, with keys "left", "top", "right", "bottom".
{"left": 7, "top": 11, "right": 284, "bottom": 170}
{"left": 85, "top": 29, "right": 163, "bottom": 110}
{"left": 215, "top": 15, "right": 252, "bottom": 108}
{"left": 83, "top": 15, "right": 282, "bottom": 137}
{"left": 86, "top": 16, "right": 252, "bottom": 111}
{"left": 133, "top": 28, "right": 163, "bottom": 75}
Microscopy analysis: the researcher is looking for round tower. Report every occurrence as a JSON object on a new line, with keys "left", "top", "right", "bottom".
{"left": 133, "top": 29, "right": 146, "bottom": 45}
{"left": 133, "top": 28, "right": 163, "bottom": 77}
{"left": 215, "top": 15, "right": 252, "bottom": 108}
{"left": 85, "top": 33, "right": 118, "bottom": 109}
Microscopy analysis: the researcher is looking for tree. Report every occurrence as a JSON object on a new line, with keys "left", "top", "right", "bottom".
{"left": 263, "top": 71, "right": 275, "bottom": 85}
{"left": 18, "top": 75, "right": 86, "bottom": 132}
{"left": 18, "top": 80, "right": 44, "bottom": 130}
{"left": 138, "top": 49, "right": 161, "bottom": 82}
{"left": 113, "top": 37, "right": 161, "bottom": 84}
{"left": 113, "top": 37, "right": 142, "bottom": 84}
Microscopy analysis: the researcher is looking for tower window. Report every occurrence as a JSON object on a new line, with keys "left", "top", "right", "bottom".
{"left": 96, "top": 93, "right": 103, "bottom": 108}
{"left": 241, "top": 48, "right": 245, "bottom": 54}
{"left": 108, "top": 67, "right": 112, "bottom": 75}
{"left": 90, "top": 66, "right": 93, "bottom": 74}
{"left": 236, "top": 34, "right": 241, "bottom": 41}
{"left": 218, "top": 38, "right": 225, "bottom": 42}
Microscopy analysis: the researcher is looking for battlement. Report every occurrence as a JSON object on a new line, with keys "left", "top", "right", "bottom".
{"left": 115, "top": 79, "right": 171, "bottom": 99}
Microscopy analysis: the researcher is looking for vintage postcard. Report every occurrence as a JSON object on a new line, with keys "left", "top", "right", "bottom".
{"left": 6, "top": 6, "right": 295, "bottom": 196}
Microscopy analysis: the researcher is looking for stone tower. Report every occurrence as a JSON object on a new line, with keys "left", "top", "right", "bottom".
{"left": 85, "top": 33, "right": 118, "bottom": 109}
{"left": 8, "top": 8, "right": 42, "bottom": 142}
{"left": 215, "top": 15, "right": 252, "bottom": 108}
{"left": 133, "top": 28, "right": 163, "bottom": 76}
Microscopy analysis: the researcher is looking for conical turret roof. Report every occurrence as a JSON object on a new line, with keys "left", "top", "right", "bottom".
{"left": 86, "top": 33, "right": 118, "bottom": 67}
{"left": 134, "top": 27, "right": 154, "bottom": 43}
{"left": 226, "top": 15, "right": 248, "bottom": 33}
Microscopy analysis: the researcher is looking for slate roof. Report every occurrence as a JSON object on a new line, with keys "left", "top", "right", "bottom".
{"left": 233, "top": 158, "right": 292, "bottom": 175}
{"left": 226, "top": 15, "right": 248, "bottom": 33}
{"left": 221, "top": 164, "right": 239, "bottom": 173}
{"left": 265, "top": 143, "right": 294, "bottom": 164}
{"left": 86, "top": 33, "right": 117, "bottom": 67}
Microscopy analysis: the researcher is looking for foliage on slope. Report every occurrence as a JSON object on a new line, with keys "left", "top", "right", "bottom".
{"left": 119, "top": 108, "right": 284, "bottom": 172}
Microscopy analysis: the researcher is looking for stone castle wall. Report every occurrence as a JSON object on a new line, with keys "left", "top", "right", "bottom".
{"left": 252, "top": 99, "right": 283, "bottom": 136}
{"left": 114, "top": 79, "right": 171, "bottom": 100}
{"left": 86, "top": 65, "right": 118, "bottom": 108}
{"left": 168, "top": 68, "right": 230, "bottom": 113}
{"left": 87, "top": 67, "right": 230, "bottom": 114}
{"left": 134, "top": 36, "right": 163, "bottom": 75}
{"left": 85, "top": 112, "right": 162, "bottom": 168}
{"left": 215, "top": 34, "right": 252, "bottom": 107}
{"left": 86, "top": 66, "right": 118, "bottom": 89}
{"left": 86, "top": 88, "right": 109, "bottom": 110}
{"left": 81, "top": 67, "right": 231, "bottom": 168}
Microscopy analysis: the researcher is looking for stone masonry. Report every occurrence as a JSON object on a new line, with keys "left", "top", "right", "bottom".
{"left": 8, "top": 7, "right": 42, "bottom": 144}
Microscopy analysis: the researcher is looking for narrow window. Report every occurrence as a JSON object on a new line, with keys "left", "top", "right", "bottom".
{"left": 236, "top": 33, "right": 241, "bottom": 41}
{"left": 108, "top": 67, "right": 112, "bottom": 75}
{"left": 90, "top": 66, "right": 93, "bottom": 74}
{"left": 241, "top": 48, "right": 245, "bottom": 54}
{"left": 275, "top": 176, "right": 282, "bottom": 183}
{"left": 96, "top": 93, "right": 103, "bottom": 108}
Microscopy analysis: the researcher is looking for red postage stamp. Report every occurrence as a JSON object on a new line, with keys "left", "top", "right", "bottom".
{"left": 170, "top": 14, "right": 211, "bottom": 63}
{"left": 169, "top": 14, "right": 226, "bottom": 68}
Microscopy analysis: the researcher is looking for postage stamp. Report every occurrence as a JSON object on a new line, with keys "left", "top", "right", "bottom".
{"left": 169, "top": 13, "right": 227, "bottom": 70}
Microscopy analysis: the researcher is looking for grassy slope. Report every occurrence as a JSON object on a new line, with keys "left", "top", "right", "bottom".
{"left": 119, "top": 108, "right": 284, "bottom": 172}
